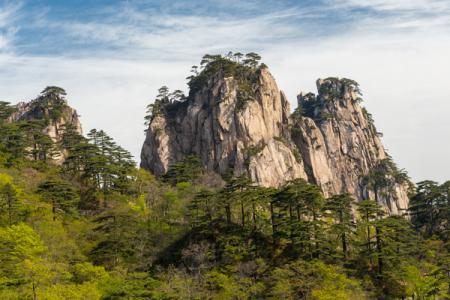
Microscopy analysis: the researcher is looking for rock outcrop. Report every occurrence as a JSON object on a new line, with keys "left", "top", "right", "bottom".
{"left": 291, "top": 78, "right": 409, "bottom": 214}
{"left": 8, "top": 89, "right": 82, "bottom": 164}
{"left": 141, "top": 62, "right": 410, "bottom": 213}
{"left": 141, "top": 68, "right": 308, "bottom": 187}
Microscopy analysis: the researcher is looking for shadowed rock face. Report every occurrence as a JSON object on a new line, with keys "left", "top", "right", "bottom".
{"left": 141, "top": 69, "right": 410, "bottom": 214}
{"left": 9, "top": 99, "right": 82, "bottom": 164}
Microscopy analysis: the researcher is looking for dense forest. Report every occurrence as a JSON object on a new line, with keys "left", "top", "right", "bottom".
{"left": 0, "top": 56, "right": 449, "bottom": 299}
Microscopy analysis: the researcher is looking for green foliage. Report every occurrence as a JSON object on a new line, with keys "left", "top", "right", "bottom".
{"left": 31, "top": 86, "right": 68, "bottom": 124}
{"left": 187, "top": 52, "right": 264, "bottom": 109}
{"left": 0, "top": 181, "right": 23, "bottom": 226}
{"left": 323, "top": 193, "right": 356, "bottom": 259}
{"left": 144, "top": 86, "right": 186, "bottom": 130}
{"left": 269, "top": 260, "right": 366, "bottom": 299}
{"left": 0, "top": 88, "right": 76, "bottom": 166}
{"left": 163, "top": 155, "right": 204, "bottom": 185}
{"left": 409, "top": 180, "right": 450, "bottom": 239}
{"left": 294, "top": 78, "right": 363, "bottom": 124}
{"left": 0, "top": 83, "right": 448, "bottom": 298}
{"left": 37, "top": 178, "right": 79, "bottom": 219}
{"left": 362, "top": 157, "right": 411, "bottom": 206}
{"left": 319, "top": 77, "right": 362, "bottom": 101}
{"left": 244, "top": 141, "right": 266, "bottom": 167}
{"left": 0, "top": 101, "right": 17, "bottom": 122}
{"left": 143, "top": 52, "right": 267, "bottom": 135}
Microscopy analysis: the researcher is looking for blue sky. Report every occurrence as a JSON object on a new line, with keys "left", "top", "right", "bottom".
{"left": 1, "top": 0, "right": 450, "bottom": 182}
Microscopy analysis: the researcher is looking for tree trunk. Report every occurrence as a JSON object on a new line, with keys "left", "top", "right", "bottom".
{"left": 374, "top": 188, "right": 383, "bottom": 275}
{"left": 375, "top": 225, "right": 383, "bottom": 275}
{"left": 340, "top": 210, "right": 347, "bottom": 258}
{"left": 366, "top": 211, "right": 371, "bottom": 254}
{"left": 241, "top": 201, "right": 245, "bottom": 228}
{"left": 313, "top": 211, "right": 319, "bottom": 258}
{"left": 270, "top": 202, "right": 276, "bottom": 236}
{"left": 33, "top": 142, "right": 38, "bottom": 161}
{"left": 225, "top": 204, "right": 231, "bottom": 225}
{"left": 32, "top": 283, "right": 37, "bottom": 300}
{"left": 289, "top": 205, "right": 294, "bottom": 245}
{"left": 252, "top": 202, "right": 256, "bottom": 229}
{"left": 7, "top": 196, "right": 12, "bottom": 226}
{"left": 52, "top": 202, "right": 56, "bottom": 221}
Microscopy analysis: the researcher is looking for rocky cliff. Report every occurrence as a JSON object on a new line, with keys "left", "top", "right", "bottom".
{"left": 141, "top": 57, "right": 410, "bottom": 213}
{"left": 141, "top": 67, "right": 307, "bottom": 186}
{"left": 291, "top": 78, "right": 409, "bottom": 214}
{"left": 8, "top": 87, "right": 82, "bottom": 163}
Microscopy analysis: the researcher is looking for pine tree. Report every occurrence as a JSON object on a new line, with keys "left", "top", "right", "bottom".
{"left": 0, "top": 183, "right": 20, "bottom": 226}
{"left": 163, "top": 156, "right": 203, "bottom": 185}
{"left": 0, "top": 101, "right": 17, "bottom": 123}
{"left": 60, "top": 123, "right": 84, "bottom": 152}
{"left": 90, "top": 206, "right": 139, "bottom": 270}
{"left": 242, "top": 52, "right": 261, "bottom": 68}
{"left": 363, "top": 158, "right": 409, "bottom": 210}
{"left": 323, "top": 193, "right": 355, "bottom": 259}
{"left": 373, "top": 216, "right": 419, "bottom": 297}
{"left": 273, "top": 179, "right": 325, "bottom": 258}
{"left": 37, "top": 178, "right": 79, "bottom": 220}
{"left": 0, "top": 123, "right": 27, "bottom": 162}
{"left": 410, "top": 180, "right": 450, "bottom": 239}
{"left": 409, "top": 180, "right": 442, "bottom": 236}
{"left": 223, "top": 174, "right": 252, "bottom": 228}
{"left": 188, "top": 189, "right": 214, "bottom": 229}
{"left": 19, "top": 120, "right": 56, "bottom": 161}
{"left": 356, "top": 199, "right": 384, "bottom": 271}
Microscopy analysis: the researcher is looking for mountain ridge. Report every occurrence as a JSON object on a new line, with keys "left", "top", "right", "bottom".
{"left": 141, "top": 54, "right": 411, "bottom": 214}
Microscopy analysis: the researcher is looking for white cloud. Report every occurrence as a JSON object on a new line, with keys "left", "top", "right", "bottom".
{"left": 265, "top": 29, "right": 450, "bottom": 184}
{"left": 332, "top": 0, "right": 450, "bottom": 12}
{"left": 0, "top": 1, "right": 21, "bottom": 51}
{"left": 329, "top": 0, "right": 450, "bottom": 37}
{"left": 47, "top": 7, "right": 307, "bottom": 60}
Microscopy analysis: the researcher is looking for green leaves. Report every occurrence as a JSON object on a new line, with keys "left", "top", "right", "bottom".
{"left": 0, "top": 101, "right": 17, "bottom": 123}
{"left": 0, "top": 182, "right": 22, "bottom": 226}
{"left": 37, "top": 178, "right": 79, "bottom": 219}
{"left": 409, "top": 180, "right": 450, "bottom": 239}
{"left": 163, "top": 155, "right": 204, "bottom": 185}
{"left": 143, "top": 86, "right": 187, "bottom": 129}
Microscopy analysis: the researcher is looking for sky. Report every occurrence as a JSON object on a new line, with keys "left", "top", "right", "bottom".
{"left": 0, "top": 0, "right": 449, "bottom": 183}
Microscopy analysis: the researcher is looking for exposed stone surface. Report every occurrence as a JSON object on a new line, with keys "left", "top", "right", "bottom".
{"left": 141, "top": 69, "right": 410, "bottom": 213}
{"left": 292, "top": 78, "right": 409, "bottom": 213}
{"left": 141, "top": 68, "right": 307, "bottom": 187}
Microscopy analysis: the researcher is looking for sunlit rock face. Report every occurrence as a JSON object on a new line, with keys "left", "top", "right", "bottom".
{"left": 141, "top": 68, "right": 308, "bottom": 187}
{"left": 141, "top": 70, "right": 410, "bottom": 214}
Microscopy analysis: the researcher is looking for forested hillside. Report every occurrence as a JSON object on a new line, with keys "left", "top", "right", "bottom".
{"left": 0, "top": 83, "right": 449, "bottom": 298}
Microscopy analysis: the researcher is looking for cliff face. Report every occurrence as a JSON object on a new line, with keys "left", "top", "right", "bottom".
{"left": 9, "top": 96, "right": 82, "bottom": 164}
{"left": 292, "top": 79, "right": 409, "bottom": 214}
{"left": 141, "top": 68, "right": 307, "bottom": 187}
{"left": 141, "top": 66, "right": 410, "bottom": 213}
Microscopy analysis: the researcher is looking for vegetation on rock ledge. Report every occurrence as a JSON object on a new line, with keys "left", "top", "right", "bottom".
{"left": 143, "top": 52, "right": 268, "bottom": 127}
